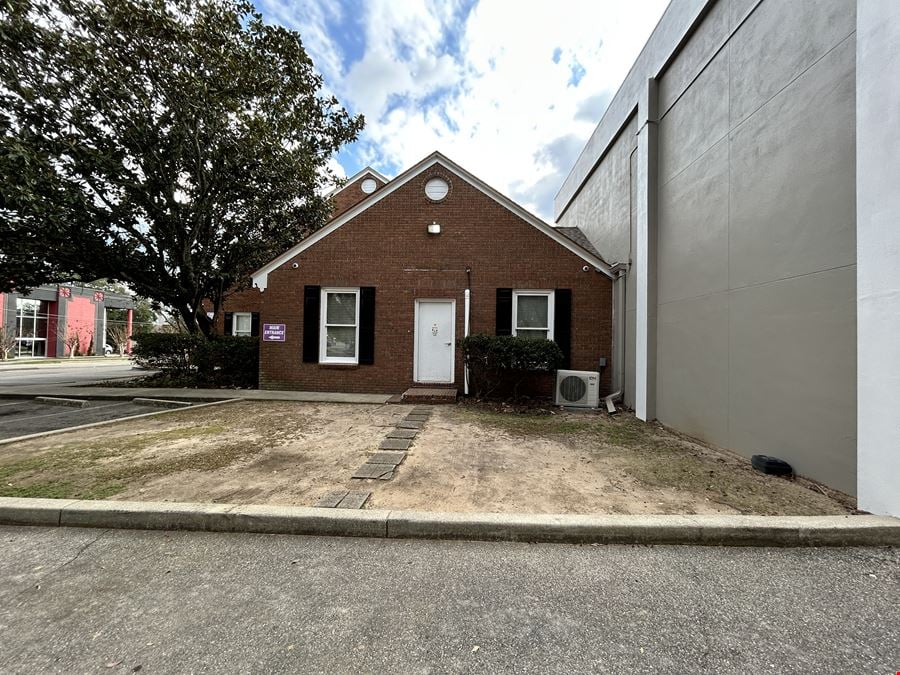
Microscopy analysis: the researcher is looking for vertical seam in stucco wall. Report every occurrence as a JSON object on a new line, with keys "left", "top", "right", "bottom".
{"left": 726, "top": 18, "right": 732, "bottom": 448}
{"left": 635, "top": 78, "right": 659, "bottom": 421}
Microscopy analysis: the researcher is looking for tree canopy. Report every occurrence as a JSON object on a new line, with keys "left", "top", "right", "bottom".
{"left": 0, "top": 0, "right": 363, "bottom": 334}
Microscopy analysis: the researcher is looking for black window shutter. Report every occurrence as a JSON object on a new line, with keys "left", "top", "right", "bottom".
{"left": 554, "top": 289, "right": 572, "bottom": 369}
{"left": 359, "top": 287, "right": 376, "bottom": 365}
{"left": 224, "top": 312, "right": 234, "bottom": 336}
{"left": 250, "top": 312, "right": 260, "bottom": 337}
{"left": 496, "top": 288, "right": 513, "bottom": 336}
{"left": 303, "top": 285, "right": 321, "bottom": 363}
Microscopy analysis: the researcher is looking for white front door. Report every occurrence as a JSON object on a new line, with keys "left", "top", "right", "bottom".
{"left": 414, "top": 299, "right": 455, "bottom": 383}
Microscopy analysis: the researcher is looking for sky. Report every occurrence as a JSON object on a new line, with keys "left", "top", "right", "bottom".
{"left": 254, "top": 0, "right": 669, "bottom": 220}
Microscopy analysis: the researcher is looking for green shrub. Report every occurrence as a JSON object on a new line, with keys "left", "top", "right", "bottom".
{"left": 132, "top": 333, "right": 200, "bottom": 376}
{"left": 459, "top": 334, "right": 564, "bottom": 400}
{"left": 132, "top": 333, "right": 258, "bottom": 388}
{"left": 208, "top": 335, "right": 259, "bottom": 388}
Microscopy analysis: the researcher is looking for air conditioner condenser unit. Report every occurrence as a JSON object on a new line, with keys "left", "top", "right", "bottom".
{"left": 555, "top": 370, "right": 600, "bottom": 408}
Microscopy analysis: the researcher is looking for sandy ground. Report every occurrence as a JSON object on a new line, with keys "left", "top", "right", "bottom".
{"left": 0, "top": 400, "right": 854, "bottom": 515}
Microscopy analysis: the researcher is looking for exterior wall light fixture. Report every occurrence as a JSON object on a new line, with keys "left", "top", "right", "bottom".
{"left": 428, "top": 221, "right": 441, "bottom": 235}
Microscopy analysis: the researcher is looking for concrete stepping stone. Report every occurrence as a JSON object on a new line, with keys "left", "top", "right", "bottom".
{"left": 314, "top": 490, "right": 348, "bottom": 508}
{"left": 380, "top": 438, "right": 412, "bottom": 451}
{"left": 352, "top": 463, "right": 395, "bottom": 480}
{"left": 404, "top": 414, "right": 430, "bottom": 422}
{"left": 367, "top": 450, "right": 406, "bottom": 466}
{"left": 387, "top": 428, "right": 418, "bottom": 440}
{"left": 335, "top": 491, "right": 371, "bottom": 509}
{"left": 398, "top": 420, "right": 424, "bottom": 430}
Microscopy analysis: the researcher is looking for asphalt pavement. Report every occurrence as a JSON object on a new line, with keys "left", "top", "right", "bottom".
{"left": 0, "top": 526, "right": 897, "bottom": 674}
{"left": 0, "top": 360, "right": 141, "bottom": 387}
{"left": 0, "top": 399, "right": 158, "bottom": 441}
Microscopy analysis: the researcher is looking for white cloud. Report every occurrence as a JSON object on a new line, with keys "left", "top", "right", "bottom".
{"left": 260, "top": 0, "right": 668, "bottom": 219}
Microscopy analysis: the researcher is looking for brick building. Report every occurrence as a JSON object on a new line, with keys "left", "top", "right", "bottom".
{"left": 221, "top": 152, "right": 615, "bottom": 395}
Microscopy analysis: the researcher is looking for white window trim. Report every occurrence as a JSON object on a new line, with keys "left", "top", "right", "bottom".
{"left": 512, "top": 290, "right": 555, "bottom": 341}
{"left": 319, "top": 287, "right": 360, "bottom": 364}
{"left": 232, "top": 312, "right": 253, "bottom": 337}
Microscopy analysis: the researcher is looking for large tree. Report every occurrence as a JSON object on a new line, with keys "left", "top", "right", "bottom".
{"left": 0, "top": 0, "right": 362, "bottom": 333}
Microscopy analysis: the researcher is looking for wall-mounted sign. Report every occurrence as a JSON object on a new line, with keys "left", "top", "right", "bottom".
{"left": 262, "top": 323, "right": 286, "bottom": 342}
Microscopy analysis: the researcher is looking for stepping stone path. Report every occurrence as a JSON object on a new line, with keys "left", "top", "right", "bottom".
{"left": 314, "top": 490, "right": 371, "bottom": 509}
{"left": 380, "top": 438, "right": 412, "bottom": 451}
{"left": 352, "top": 463, "right": 396, "bottom": 480}
{"left": 350, "top": 406, "right": 433, "bottom": 483}
{"left": 386, "top": 428, "right": 418, "bottom": 439}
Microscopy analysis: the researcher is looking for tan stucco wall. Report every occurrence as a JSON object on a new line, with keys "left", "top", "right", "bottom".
{"left": 559, "top": 115, "right": 638, "bottom": 407}
{"left": 560, "top": 0, "right": 858, "bottom": 494}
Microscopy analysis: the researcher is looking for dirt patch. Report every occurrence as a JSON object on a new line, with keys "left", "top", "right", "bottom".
{"left": 0, "top": 400, "right": 854, "bottom": 515}
{"left": 0, "top": 401, "right": 404, "bottom": 504}
{"left": 365, "top": 405, "right": 854, "bottom": 515}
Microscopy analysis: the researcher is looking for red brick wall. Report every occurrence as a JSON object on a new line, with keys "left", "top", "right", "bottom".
{"left": 216, "top": 172, "right": 389, "bottom": 332}
{"left": 255, "top": 168, "right": 613, "bottom": 395}
{"left": 215, "top": 287, "right": 264, "bottom": 333}
{"left": 330, "top": 172, "right": 386, "bottom": 219}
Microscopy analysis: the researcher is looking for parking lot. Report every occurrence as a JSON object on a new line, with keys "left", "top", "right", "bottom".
{"left": 0, "top": 398, "right": 161, "bottom": 441}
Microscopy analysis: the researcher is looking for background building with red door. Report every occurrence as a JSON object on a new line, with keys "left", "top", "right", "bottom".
{"left": 0, "top": 284, "right": 135, "bottom": 358}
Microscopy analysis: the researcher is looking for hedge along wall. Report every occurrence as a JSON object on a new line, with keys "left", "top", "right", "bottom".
{"left": 132, "top": 333, "right": 259, "bottom": 388}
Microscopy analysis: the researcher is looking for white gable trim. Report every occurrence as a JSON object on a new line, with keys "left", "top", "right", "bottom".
{"left": 324, "top": 166, "right": 390, "bottom": 198}
{"left": 252, "top": 152, "right": 614, "bottom": 290}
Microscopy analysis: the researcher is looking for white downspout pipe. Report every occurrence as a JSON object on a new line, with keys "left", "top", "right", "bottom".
{"left": 463, "top": 288, "right": 471, "bottom": 395}
{"left": 604, "top": 262, "right": 629, "bottom": 414}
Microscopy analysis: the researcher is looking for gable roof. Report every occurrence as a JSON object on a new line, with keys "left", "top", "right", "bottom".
{"left": 324, "top": 166, "right": 390, "bottom": 198}
{"left": 252, "top": 151, "right": 614, "bottom": 290}
{"left": 553, "top": 227, "right": 607, "bottom": 263}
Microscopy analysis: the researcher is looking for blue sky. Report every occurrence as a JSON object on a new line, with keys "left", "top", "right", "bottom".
{"left": 254, "top": 0, "right": 668, "bottom": 219}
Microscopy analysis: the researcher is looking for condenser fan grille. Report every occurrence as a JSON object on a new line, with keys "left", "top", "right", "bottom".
{"left": 559, "top": 375, "right": 588, "bottom": 402}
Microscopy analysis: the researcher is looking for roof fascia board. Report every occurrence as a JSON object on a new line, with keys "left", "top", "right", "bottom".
{"left": 324, "top": 166, "right": 390, "bottom": 198}
{"left": 253, "top": 152, "right": 612, "bottom": 290}
{"left": 554, "top": 0, "right": 714, "bottom": 220}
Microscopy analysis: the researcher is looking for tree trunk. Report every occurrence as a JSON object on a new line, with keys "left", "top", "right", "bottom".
{"left": 178, "top": 303, "right": 215, "bottom": 337}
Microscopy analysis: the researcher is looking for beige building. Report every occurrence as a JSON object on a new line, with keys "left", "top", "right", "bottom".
{"left": 556, "top": 0, "right": 899, "bottom": 514}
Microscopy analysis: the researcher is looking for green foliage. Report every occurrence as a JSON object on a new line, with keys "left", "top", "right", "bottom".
{"left": 132, "top": 332, "right": 199, "bottom": 375}
{"left": 0, "top": 0, "right": 363, "bottom": 334}
{"left": 459, "top": 334, "right": 564, "bottom": 400}
{"left": 132, "top": 332, "right": 258, "bottom": 387}
{"left": 88, "top": 280, "right": 158, "bottom": 333}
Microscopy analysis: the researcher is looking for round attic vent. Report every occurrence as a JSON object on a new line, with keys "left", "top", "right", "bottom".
{"left": 425, "top": 177, "right": 449, "bottom": 201}
{"left": 360, "top": 178, "right": 377, "bottom": 194}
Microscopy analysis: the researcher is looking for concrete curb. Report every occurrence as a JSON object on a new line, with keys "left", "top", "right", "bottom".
{"left": 0, "top": 498, "right": 898, "bottom": 547}
{"left": 131, "top": 397, "right": 193, "bottom": 409}
{"left": 34, "top": 396, "right": 89, "bottom": 408}
{"left": 0, "top": 399, "right": 240, "bottom": 447}
{"left": 0, "top": 387, "right": 393, "bottom": 404}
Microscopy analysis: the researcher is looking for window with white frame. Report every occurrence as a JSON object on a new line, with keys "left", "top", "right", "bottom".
{"left": 513, "top": 290, "right": 554, "bottom": 341}
{"left": 320, "top": 288, "right": 360, "bottom": 363}
{"left": 232, "top": 312, "right": 252, "bottom": 337}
